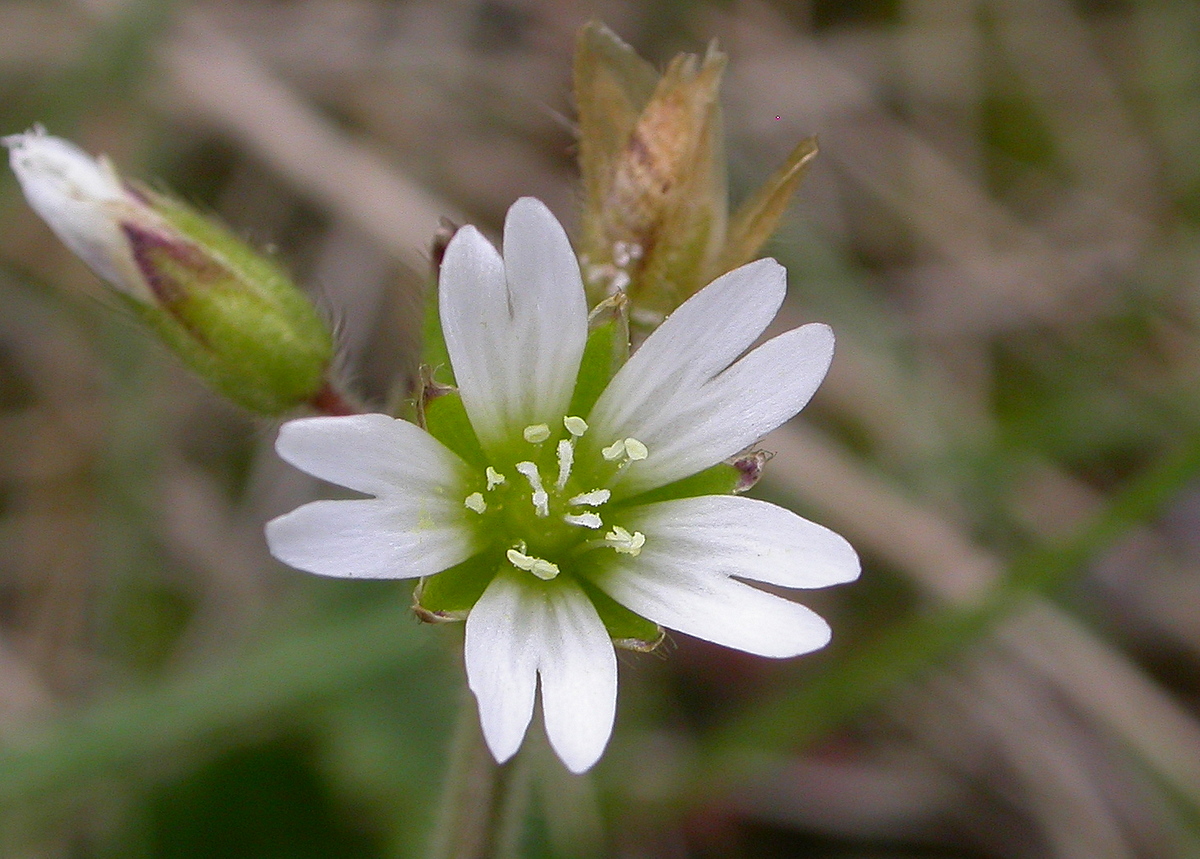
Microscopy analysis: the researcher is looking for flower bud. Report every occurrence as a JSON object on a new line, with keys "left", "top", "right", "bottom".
{"left": 574, "top": 23, "right": 817, "bottom": 330}
{"left": 5, "top": 128, "right": 334, "bottom": 415}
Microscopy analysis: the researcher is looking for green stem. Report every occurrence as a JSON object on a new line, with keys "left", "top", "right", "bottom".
{"left": 427, "top": 690, "right": 526, "bottom": 859}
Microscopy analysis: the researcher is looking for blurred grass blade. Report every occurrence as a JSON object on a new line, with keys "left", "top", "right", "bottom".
{"left": 0, "top": 602, "right": 436, "bottom": 808}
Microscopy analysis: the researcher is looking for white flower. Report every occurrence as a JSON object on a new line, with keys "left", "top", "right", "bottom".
{"left": 266, "top": 198, "right": 859, "bottom": 773}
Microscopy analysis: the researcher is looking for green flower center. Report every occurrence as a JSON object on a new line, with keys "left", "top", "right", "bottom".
{"left": 462, "top": 415, "right": 646, "bottom": 581}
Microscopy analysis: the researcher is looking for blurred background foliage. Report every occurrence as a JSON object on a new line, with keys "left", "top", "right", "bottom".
{"left": 2, "top": 0, "right": 1200, "bottom": 856}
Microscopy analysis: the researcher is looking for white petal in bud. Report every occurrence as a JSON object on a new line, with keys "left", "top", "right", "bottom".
{"left": 4, "top": 129, "right": 152, "bottom": 301}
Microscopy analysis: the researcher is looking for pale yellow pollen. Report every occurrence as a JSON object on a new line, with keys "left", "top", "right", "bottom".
{"left": 564, "top": 416, "right": 588, "bottom": 437}
{"left": 506, "top": 548, "right": 560, "bottom": 580}
{"left": 523, "top": 423, "right": 551, "bottom": 443}
{"left": 569, "top": 489, "right": 610, "bottom": 506}
{"left": 486, "top": 467, "right": 506, "bottom": 490}
{"left": 464, "top": 492, "right": 487, "bottom": 514}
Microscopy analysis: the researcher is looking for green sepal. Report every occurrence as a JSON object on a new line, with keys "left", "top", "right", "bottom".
{"left": 569, "top": 313, "right": 627, "bottom": 418}
{"left": 123, "top": 280, "right": 332, "bottom": 416}
{"left": 413, "top": 552, "right": 502, "bottom": 621}
{"left": 424, "top": 390, "right": 486, "bottom": 468}
{"left": 132, "top": 190, "right": 334, "bottom": 414}
{"left": 577, "top": 578, "right": 664, "bottom": 652}
{"left": 620, "top": 460, "right": 743, "bottom": 506}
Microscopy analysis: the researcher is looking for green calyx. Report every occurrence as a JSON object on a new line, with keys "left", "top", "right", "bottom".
{"left": 126, "top": 190, "right": 334, "bottom": 415}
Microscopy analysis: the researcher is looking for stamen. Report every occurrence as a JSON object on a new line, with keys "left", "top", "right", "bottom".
{"left": 515, "top": 461, "right": 550, "bottom": 517}
{"left": 564, "top": 416, "right": 588, "bottom": 437}
{"left": 569, "top": 489, "right": 611, "bottom": 506}
{"left": 523, "top": 423, "right": 550, "bottom": 443}
{"left": 624, "top": 438, "right": 648, "bottom": 461}
{"left": 563, "top": 512, "right": 603, "bottom": 529}
{"left": 486, "top": 467, "right": 506, "bottom": 490}
{"left": 605, "top": 526, "right": 646, "bottom": 556}
{"left": 601, "top": 439, "right": 627, "bottom": 461}
{"left": 601, "top": 437, "right": 650, "bottom": 463}
{"left": 556, "top": 439, "right": 574, "bottom": 490}
{"left": 464, "top": 492, "right": 487, "bottom": 514}
{"left": 506, "top": 547, "right": 560, "bottom": 580}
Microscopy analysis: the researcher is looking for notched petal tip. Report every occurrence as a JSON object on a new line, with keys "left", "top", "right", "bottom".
{"left": 440, "top": 223, "right": 491, "bottom": 270}
{"left": 506, "top": 196, "right": 559, "bottom": 230}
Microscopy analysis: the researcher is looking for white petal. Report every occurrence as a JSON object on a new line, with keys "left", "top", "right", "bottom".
{"left": 465, "top": 571, "right": 539, "bottom": 764}
{"left": 266, "top": 497, "right": 479, "bottom": 579}
{"left": 440, "top": 198, "right": 587, "bottom": 453}
{"left": 589, "top": 298, "right": 834, "bottom": 498}
{"left": 605, "top": 259, "right": 787, "bottom": 401}
{"left": 623, "top": 496, "right": 859, "bottom": 589}
{"left": 4, "top": 130, "right": 146, "bottom": 297}
{"left": 537, "top": 579, "right": 618, "bottom": 773}
{"left": 275, "top": 414, "right": 470, "bottom": 498}
{"left": 586, "top": 260, "right": 782, "bottom": 440}
{"left": 591, "top": 540, "right": 834, "bottom": 658}
{"left": 465, "top": 571, "right": 616, "bottom": 772}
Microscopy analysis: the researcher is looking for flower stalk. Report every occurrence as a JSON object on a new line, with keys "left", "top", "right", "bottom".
{"left": 427, "top": 689, "right": 527, "bottom": 859}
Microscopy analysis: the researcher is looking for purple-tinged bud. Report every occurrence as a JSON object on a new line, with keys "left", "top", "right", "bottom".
{"left": 5, "top": 128, "right": 335, "bottom": 415}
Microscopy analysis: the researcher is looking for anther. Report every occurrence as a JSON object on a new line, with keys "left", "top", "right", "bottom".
{"left": 523, "top": 424, "right": 550, "bottom": 443}
{"left": 624, "top": 438, "right": 648, "bottom": 461}
{"left": 506, "top": 547, "right": 560, "bottom": 581}
{"left": 601, "top": 440, "right": 627, "bottom": 461}
{"left": 515, "top": 461, "right": 550, "bottom": 517}
{"left": 564, "top": 416, "right": 588, "bottom": 437}
{"left": 563, "top": 512, "right": 603, "bottom": 529}
{"left": 605, "top": 526, "right": 646, "bottom": 556}
{"left": 569, "top": 489, "right": 610, "bottom": 506}
{"left": 464, "top": 492, "right": 487, "bottom": 514}
{"left": 486, "top": 467, "right": 506, "bottom": 490}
